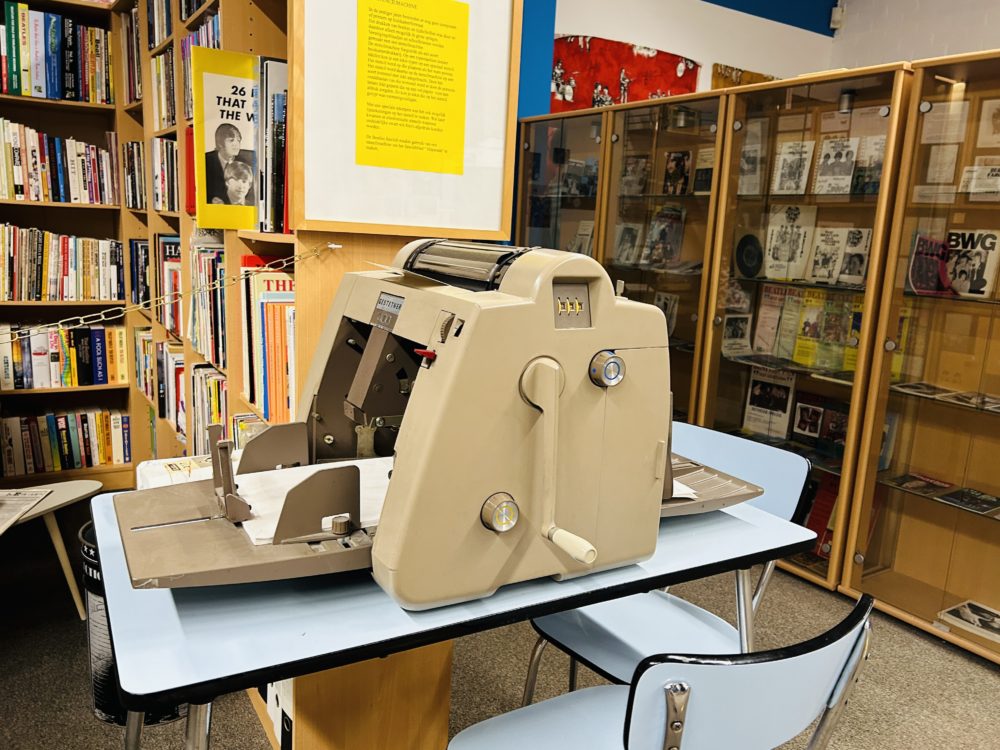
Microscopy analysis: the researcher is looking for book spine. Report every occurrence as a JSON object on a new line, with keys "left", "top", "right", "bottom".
{"left": 44, "top": 12, "right": 60, "bottom": 100}
{"left": 27, "top": 8, "right": 42, "bottom": 97}
{"left": 45, "top": 413, "right": 60, "bottom": 470}
{"left": 71, "top": 327, "right": 92, "bottom": 385}
{"left": 16, "top": 3, "right": 28, "bottom": 98}
{"left": 4, "top": 2, "right": 20, "bottom": 95}
{"left": 66, "top": 411, "right": 81, "bottom": 468}
{"left": 79, "top": 411, "right": 92, "bottom": 467}
{"left": 121, "top": 413, "right": 131, "bottom": 464}
{"left": 61, "top": 15, "right": 74, "bottom": 100}
{"left": 20, "top": 417, "right": 35, "bottom": 473}
{"left": 90, "top": 325, "right": 107, "bottom": 384}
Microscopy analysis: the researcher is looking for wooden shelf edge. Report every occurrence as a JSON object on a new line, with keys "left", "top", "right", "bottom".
{"left": 149, "top": 36, "right": 174, "bottom": 56}
{"left": 152, "top": 125, "right": 178, "bottom": 138}
{"left": 0, "top": 300, "right": 126, "bottom": 306}
{"left": 0, "top": 463, "right": 135, "bottom": 488}
{"left": 237, "top": 230, "right": 296, "bottom": 244}
{"left": 234, "top": 393, "right": 268, "bottom": 424}
{"left": 0, "top": 93, "right": 115, "bottom": 112}
{"left": 0, "top": 198, "right": 120, "bottom": 210}
{"left": 1, "top": 384, "right": 130, "bottom": 395}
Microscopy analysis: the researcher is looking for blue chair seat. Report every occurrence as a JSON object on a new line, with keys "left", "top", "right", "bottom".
{"left": 533, "top": 590, "right": 738, "bottom": 683}
{"left": 450, "top": 686, "right": 628, "bottom": 750}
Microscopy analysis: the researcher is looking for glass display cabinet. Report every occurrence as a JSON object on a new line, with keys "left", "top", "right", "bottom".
{"left": 600, "top": 93, "right": 726, "bottom": 421}
{"left": 698, "top": 65, "right": 912, "bottom": 588}
{"left": 517, "top": 109, "right": 605, "bottom": 256}
{"left": 843, "top": 52, "right": 1000, "bottom": 664}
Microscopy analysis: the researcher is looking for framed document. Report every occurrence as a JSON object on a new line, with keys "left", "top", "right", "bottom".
{"left": 293, "top": 0, "right": 522, "bottom": 238}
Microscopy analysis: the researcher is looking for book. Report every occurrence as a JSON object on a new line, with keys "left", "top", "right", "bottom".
{"left": 812, "top": 136, "right": 859, "bottom": 194}
{"left": 771, "top": 140, "right": 814, "bottom": 195}
{"left": 764, "top": 204, "right": 817, "bottom": 280}
{"left": 938, "top": 600, "right": 1000, "bottom": 644}
{"left": 639, "top": 205, "right": 685, "bottom": 270}
{"left": 885, "top": 472, "right": 953, "bottom": 497}
{"left": 742, "top": 366, "right": 795, "bottom": 439}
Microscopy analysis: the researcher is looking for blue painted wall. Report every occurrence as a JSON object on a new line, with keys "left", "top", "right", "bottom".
{"left": 703, "top": 0, "right": 837, "bottom": 36}
{"left": 517, "top": 0, "right": 557, "bottom": 118}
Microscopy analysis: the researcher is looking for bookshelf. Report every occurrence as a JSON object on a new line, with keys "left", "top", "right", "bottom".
{"left": 0, "top": 0, "right": 133, "bottom": 489}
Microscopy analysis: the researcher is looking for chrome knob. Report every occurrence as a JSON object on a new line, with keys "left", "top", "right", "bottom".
{"left": 481, "top": 493, "right": 519, "bottom": 533}
{"left": 589, "top": 351, "right": 625, "bottom": 387}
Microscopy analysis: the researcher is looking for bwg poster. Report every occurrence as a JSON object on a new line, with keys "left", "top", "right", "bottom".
{"left": 193, "top": 47, "right": 258, "bottom": 230}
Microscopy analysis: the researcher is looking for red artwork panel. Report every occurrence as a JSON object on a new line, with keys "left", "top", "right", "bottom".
{"left": 551, "top": 36, "right": 699, "bottom": 113}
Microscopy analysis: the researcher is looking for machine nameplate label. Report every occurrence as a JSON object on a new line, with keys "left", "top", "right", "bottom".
{"left": 372, "top": 292, "right": 405, "bottom": 331}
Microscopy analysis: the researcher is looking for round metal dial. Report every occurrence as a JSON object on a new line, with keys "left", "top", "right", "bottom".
{"left": 589, "top": 351, "right": 625, "bottom": 388}
{"left": 481, "top": 493, "right": 519, "bottom": 533}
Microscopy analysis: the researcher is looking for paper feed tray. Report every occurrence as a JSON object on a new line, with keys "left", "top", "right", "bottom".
{"left": 661, "top": 453, "right": 764, "bottom": 517}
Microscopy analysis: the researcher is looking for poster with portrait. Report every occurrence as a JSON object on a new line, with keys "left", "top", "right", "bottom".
{"left": 551, "top": 36, "right": 698, "bottom": 113}
{"left": 192, "top": 47, "right": 258, "bottom": 230}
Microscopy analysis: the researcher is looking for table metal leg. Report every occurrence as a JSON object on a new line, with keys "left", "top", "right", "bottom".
{"left": 568, "top": 657, "right": 579, "bottom": 692}
{"left": 184, "top": 702, "right": 212, "bottom": 750}
{"left": 735, "top": 568, "right": 755, "bottom": 653}
{"left": 42, "top": 512, "right": 86, "bottom": 621}
{"left": 124, "top": 710, "right": 144, "bottom": 750}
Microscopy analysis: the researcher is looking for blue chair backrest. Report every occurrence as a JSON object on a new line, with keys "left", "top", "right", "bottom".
{"left": 622, "top": 595, "right": 874, "bottom": 750}
{"left": 672, "top": 422, "right": 809, "bottom": 521}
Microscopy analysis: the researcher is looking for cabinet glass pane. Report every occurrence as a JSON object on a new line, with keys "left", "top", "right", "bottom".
{"left": 706, "top": 72, "right": 899, "bottom": 581}
{"left": 519, "top": 115, "right": 603, "bottom": 255}
{"left": 851, "top": 58, "right": 1000, "bottom": 658}
{"left": 601, "top": 98, "right": 722, "bottom": 421}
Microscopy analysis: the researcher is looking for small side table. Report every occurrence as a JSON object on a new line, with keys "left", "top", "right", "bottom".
{"left": 15, "top": 479, "right": 103, "bottom": 621}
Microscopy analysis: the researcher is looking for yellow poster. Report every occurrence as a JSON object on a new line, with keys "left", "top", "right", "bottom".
{"left": 193, "top": 47, "right": 258, "bottom": 230}
{"left": 356, "top": 0, "right": 469, "bottom": 175}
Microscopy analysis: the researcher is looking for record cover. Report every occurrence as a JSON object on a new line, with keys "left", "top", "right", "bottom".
{"left": 764, "top": 204, "right": 817, "bottom": 280}
{"left": 812, "top": 136, "right": 859, "bottom": 195}
{"left": 639, "top": 205, "right": 685, "bottom": 270}
{"left": 791, "top": 392, "right": 826, "bottom": 447}
{"left": 885, "top": 472, "right": 953, "bottom": 497}
{"left": 770, "top": 140, "right": 815, "bottom": 195}
{"left": 906, "top": 234, "right": 955, "bottom": 297}
{"left": 734, "top": 232, "right": 764, "bottom": 279}
{"left": 742, "top": 366, "right": 795, "bottom": 439}
{"left": 937, "top": 488, "right": 1000, "bottom": 517}
{"left": 943, "top": 229, "right": 1000, "bottom": 298}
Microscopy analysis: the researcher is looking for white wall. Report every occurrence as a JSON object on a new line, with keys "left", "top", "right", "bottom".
{"left": 830, "top": 0, "right": 1000, "bottom": 68}
{"left": 554, "top": 0, "right": 836, "bottom": 91}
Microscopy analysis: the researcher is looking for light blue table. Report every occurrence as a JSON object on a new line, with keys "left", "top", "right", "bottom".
{"left": 91, "top": 424, "right": 815, "bottom": 748}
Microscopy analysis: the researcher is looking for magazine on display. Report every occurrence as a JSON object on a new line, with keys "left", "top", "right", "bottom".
{"left": 885, "top": 472, "right": 953, "bottom": 497}
{"left": 620, "top": 155, "right": 649, "bottom": 196}
{"left": 639, "top": 206, "right": 685, "bottom": 269}
{"left": 692, "top": 148, "right": 715, "bottom": 194}
{"left": 771, "top": 140, "right": 815, "bottom": 195}
{"left": 764, "top": 204, "right": 817, "bottom": 280}
{"left": 906, "top": 234, "right": 954, "bottom": 296}
{"left": 612, "top": 222, "right": 644, "bottom": 265}
{"left": 721, "top": 313, "right": 753, "bottom": 357}
{"left": 805, "top": 229, "right": 848, "bottom": 284}
{"left": 813, "top": 136, "right": 859, "bottom": 194}
{"left": 816, "top": 294, "right": 849, "bottom": 371}
{"left": 775, "top": 288, "right": 804, "bottom": 361}
{"left": 752, "top": 284, "right": 787, "bottom": 355}
{"left": 937, "top": 488, "right": 1000, "bottom": 518}
{"left": 890, "top": 381, "right": 955, "bottom": 398}
{"left": 959, "top": 156, "right": 1000, "bottom": 202}
{"left": 938, "top": 600, "right": 1000, "bottom": 644}
{"left": 742, "top": 366, "right": 796, "bottom": 438}
{"left": 936, "top": 391, "right": 1000, "bottom": 410}
{"left": 662, "top": 151, "right": 691, "bottom": 196}
{"left": 943, "top": 230, "right": 1000, "bottom": 298}
{"left": 837, "top": 229, "right": 873, "bottom": 285}
{"left": 792, "top": 290, "right": 826, "bottom": 368}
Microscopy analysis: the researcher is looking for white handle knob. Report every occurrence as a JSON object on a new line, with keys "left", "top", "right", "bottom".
{"left": 548, "top": 527, "right": 597, "bottom": 565}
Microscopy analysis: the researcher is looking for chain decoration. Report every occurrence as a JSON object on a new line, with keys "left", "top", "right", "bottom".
{"left": 0, "top": 242, "right": 341, "bottom": 346}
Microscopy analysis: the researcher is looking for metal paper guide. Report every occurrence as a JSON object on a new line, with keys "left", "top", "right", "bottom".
{"left": 114, "top": 240, "right": 684, "bottom": 609}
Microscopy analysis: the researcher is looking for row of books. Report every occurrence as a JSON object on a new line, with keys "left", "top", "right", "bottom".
{"left": 0, "top": 323, "right": 128, "bottom": 391}
{"left": 191, "top": 363, "right": 226, "bottom": 454}
{"left": 156, "top": 340, "right": 185, "bottom": 436}
{"left": 119, "top": 3, "right": 141, "bottom": 103}
{"left": 180, "top": 9, "right": 221, "bottom": 121}
{"left": 1, "top": 409, "right": 131, "bottom": 477}
{"left": 134, "top": 326, "right": 154, "bottom": 403}
{"left": 1, "top": 4, "right": 115, "bottom": 103}
{"left": 1, "top": 225, "right": 125, "bottom": 301}
{"left": 188, "top": 233, "right": 225, "bottom": 367}
{"left": 0, "top": 119, "right": 120, "bottom": 205}
{"left": 257, "top": 58, "right": 288, "bottom": 233}
{"left": 231, "top": 411, "right": 264, "bottom": 449}
{"left": 151, "top": 135, "right": 178, "bottom": 212}
{"left": 150, "top": 46, "right": 175, "bottom": 130}
{"left": 153, "top": 233, "right": 181, "bottom": 335}
{"left": 146, "top": 0, "right": 171, "bottom": 50}
{"left": 122, "top": 140, "right": 146, "bottom": 209}
{"left": 240, "top": 256, "right": 294, "bottom": 422}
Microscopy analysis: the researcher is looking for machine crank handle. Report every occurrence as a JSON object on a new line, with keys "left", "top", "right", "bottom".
{"left": 521, "top": 357, "right": 599, "bottom": 566}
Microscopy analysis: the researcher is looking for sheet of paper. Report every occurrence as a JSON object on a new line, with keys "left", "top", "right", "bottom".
{"left": 671, "top": 479, "right": 697, "bottom": 500}
{"left": 0, "top": 490, "right": 52, "bottom": 536}
{"left": 238, "top": 457, "right": 394, "bottom": 545}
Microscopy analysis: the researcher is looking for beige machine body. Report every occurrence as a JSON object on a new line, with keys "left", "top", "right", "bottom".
{"left": 299, "top": 241, "right": 672, "bottom": 609}
{"left": 113, "top": 241, "right": 673, "bottom": 610}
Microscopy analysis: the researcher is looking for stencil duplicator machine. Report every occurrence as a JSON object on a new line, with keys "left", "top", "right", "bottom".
{"left": 114, "top": 240, "right": 760, "bottom": 610}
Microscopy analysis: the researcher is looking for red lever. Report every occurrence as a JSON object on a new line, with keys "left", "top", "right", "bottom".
{"left": 414, "top": 348, "right": 437, "bottom": 361}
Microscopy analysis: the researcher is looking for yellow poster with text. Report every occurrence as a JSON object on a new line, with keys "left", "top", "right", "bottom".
{"left": 356, "top": 0, "right": 469, "bottom": 175}
{"left": 193, "top": 47, "right": 258, "bottom": 230}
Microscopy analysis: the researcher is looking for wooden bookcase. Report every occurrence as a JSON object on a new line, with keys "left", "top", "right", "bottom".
{"left": 841, "top": 50, "right": 1000, "bottom": 665}
{"left": 0, "top": 0, "right": 133, "bottom": 489}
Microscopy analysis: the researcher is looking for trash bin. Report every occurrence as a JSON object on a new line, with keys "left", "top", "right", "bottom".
{"left": 79, "top": 520, "right": 187, "bottom": 727}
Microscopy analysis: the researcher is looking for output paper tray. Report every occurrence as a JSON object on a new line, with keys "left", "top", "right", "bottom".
{"left": 661, "top": 454, "right": 764, "bottom": 517}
